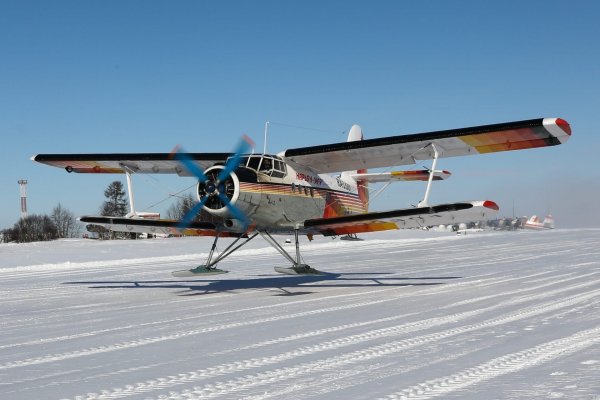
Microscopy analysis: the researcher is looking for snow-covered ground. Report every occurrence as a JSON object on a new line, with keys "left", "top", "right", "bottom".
{"left": 1, "top": 229, "right": 599, "bottom": 399}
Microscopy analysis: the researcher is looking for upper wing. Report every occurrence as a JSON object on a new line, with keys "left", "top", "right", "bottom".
{"left": 283, "top": 118, "right": 571, "bottom": 173}
{"left": 303, "top": 200, "right": 499, "bottom": 236}
{"left": 31, "top": 152, "right": 231, "bottom": 176}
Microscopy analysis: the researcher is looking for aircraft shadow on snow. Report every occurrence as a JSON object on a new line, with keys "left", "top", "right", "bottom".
{"left": 63, "top": 273, "right": 462, "bottom": 297}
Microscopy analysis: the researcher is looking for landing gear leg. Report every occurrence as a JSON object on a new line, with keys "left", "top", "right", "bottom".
{"left": 260, "top": 229, "right": 323, "bottom": 275}
{"left": 171, "top": 232, "right": 259, "bottom": 277}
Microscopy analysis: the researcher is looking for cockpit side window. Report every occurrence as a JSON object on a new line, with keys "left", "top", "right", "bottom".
{"left": 271, "top": 157, "right": 286, "bottom": 178}
{"left": 260, "top": 157, "right": 273, "bottom": 172}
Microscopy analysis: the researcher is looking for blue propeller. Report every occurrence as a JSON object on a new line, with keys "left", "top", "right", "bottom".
{"left": 172, "top": 136, "right": 254, "bottom": 231}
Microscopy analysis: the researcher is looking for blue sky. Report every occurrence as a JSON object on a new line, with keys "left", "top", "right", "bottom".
{"left": 1, "top": 1, "right": 599, "bottom": 229}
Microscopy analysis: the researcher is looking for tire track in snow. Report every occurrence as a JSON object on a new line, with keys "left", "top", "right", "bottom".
{"left": 380, "top": 236, "right": 599, "bottom": 278}
{"left": 270, "top": 297, "right": 600, "bottom": 400}
{"left": 0, "top": 282, "right": 413, "bottom": 350}
{"left": 129, "top": 290, "right": 599, "bottom": 400}
{"left": 1, "top": 262, "right": 518, "bottom": 353}
{"left": 1, "top": 274, "right": 413, "bottom": 337}
{"left": 215, "top": 270, "right": 597, "bottom": 356}
{"left": 377, "top": 326, "right": 600, "bottom": 400}
{"left": 66, "top": 282, "right": 600, "bottom": 399}
{"left": 0, "top": 266, "right": 593, "bottom": 362}
{"left": 0, "top": 286, "right": 421, "bottom": 371}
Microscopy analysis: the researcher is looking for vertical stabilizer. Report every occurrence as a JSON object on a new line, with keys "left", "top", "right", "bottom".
{"left": 347, "top": 124, "right": 363, "bottom": 142}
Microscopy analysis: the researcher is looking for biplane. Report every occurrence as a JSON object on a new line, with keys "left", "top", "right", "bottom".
{"left": 33, "top": 117, "right": 571, "bottom": 276}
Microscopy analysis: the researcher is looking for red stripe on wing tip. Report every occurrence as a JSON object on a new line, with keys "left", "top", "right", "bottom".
{"left": 556, "top": 118, "right": 572, "bottom": 136}
{"left": 483, "top": 200, "right": 499, "bottom": 211}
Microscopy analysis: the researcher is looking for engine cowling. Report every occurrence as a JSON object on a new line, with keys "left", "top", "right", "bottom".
{"left": 197, "top": 166, "right": 240, "bottom": 217}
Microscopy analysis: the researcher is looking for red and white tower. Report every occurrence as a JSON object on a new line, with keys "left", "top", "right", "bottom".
{"left": 18, "top": 180, "right": 28, "bottom": 219}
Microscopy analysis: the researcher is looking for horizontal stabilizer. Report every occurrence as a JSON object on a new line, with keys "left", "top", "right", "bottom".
{"left": 303, "top": 200, "right": 499, "bottom": 236}
{"left": 349, "top": 170, "right": 451, "bottom": 183}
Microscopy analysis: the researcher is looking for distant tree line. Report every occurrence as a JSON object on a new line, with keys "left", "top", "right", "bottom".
{"left": 1, "top": 203, "right": 80, "bottom": 243}
{"left": 1, "top": 180, "right": 212, "bottom": 243}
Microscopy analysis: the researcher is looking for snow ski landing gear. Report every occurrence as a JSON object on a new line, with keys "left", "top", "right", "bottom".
{"left": 273, "top": 264, "right": 324, "bottom": 275}
{"left": 171, "top": 227, "right": 323, "bottom": 277}
{"left": 171, "top": 232, "right": 258, "bottom": 277}
{"left": 171, "top": 267, "right": 229, "bottom": 277}
{"left": 260, "top": 228, "right": 325, "bottom": 275}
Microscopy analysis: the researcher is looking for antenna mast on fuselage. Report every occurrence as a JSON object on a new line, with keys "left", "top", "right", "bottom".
{"left": 263, "top": 121, "right": 270, "bottom": 155}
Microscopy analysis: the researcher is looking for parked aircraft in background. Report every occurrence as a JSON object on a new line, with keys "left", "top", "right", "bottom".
{"left": 524, "top": 214, "right": 555, "bottom": 230}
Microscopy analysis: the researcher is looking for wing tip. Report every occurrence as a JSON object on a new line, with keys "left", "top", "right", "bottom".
{"left": 543, "top": 117, "right": 572, "bottom": 142}
{"left": 555, "top": 118, "right": 572, "bottom": 136}
{"left": 483, "top": 200, "right": 500, "bottom": 211}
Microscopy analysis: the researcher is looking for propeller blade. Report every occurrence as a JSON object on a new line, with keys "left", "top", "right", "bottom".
{"left": 218, "top": 192, "right": 249, "bottom": 228}
{"left": 172, "top": 147, "right": 208, "bottom": 181}
{"left": 217, "top": 135, "right": 254, "bottom": 183}
{"left": 177, "top": 196, "right": 209, "bottom": 230}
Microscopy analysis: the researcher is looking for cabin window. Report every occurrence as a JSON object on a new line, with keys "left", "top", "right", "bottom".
{"left": 271, "top": 159, "right": 286, "bottom": 178}
{"left": 257, "top": 156, "right": 286, "bottom": 178}
{"left": 247, "top": 156, "right": 261, "bottom": 171}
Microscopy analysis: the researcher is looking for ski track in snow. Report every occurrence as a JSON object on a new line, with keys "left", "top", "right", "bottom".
{"left": 62, "top": 285, "right": 599, "bottom": 399}
{"left": 1, "top": 229, "right": 599, "bottom": 399}
{"left": 377, "top": 327, "right": 600, "bottom": 400}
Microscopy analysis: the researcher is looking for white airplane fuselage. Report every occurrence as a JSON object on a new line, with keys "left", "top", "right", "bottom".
{"left": 199, "top": 154, "right": 368, "bottom": 232}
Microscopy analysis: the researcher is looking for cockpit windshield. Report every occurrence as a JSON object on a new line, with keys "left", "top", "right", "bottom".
{"left": 236, "top": 154, "right": 287, "bottom": 178}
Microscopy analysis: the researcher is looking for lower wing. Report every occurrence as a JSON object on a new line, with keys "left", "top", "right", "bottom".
{"left": 303, "top": 200, "right": 499, "bottom": 236}
{"left": 79, "top": 216, "right": 243, "bottom": 237}
{"left": 80, "top": 200, "right": 498, "bottom": 237}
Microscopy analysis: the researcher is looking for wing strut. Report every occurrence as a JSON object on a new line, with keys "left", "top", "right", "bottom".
{"left": 123, "top": 167, "right": 137, "bottom": 217}
{"left": 418, "top": 143, "right": 441, "bottom": 207}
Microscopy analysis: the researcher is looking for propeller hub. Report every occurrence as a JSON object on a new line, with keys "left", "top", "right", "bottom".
{"left": 205, "top": 181, "right": 217, "bottom": 194}
{"left": 197, "top": 166, "right": 240, "bottom": 216}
